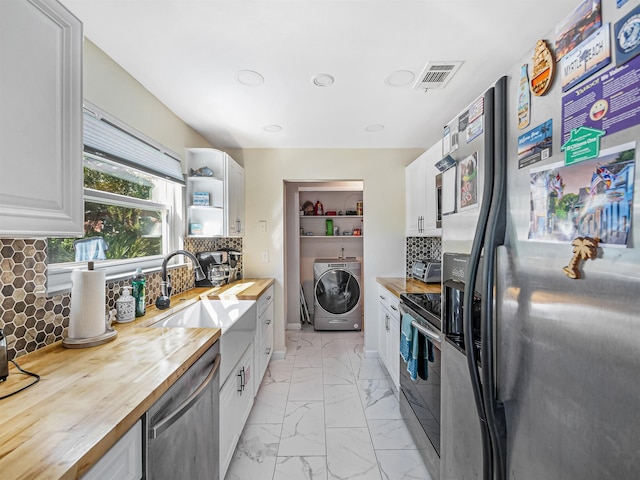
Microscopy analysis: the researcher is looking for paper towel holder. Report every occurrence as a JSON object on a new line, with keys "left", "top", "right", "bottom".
{"left": 62, "top": 262, "right": 118, "bottom": 349}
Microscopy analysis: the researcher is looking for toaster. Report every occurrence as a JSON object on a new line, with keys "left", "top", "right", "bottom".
{"left": 411, "top": 259, "right": 442, "bottom": 283}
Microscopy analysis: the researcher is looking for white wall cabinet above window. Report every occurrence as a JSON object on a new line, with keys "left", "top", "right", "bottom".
{"left": 0, "top": 0, "right": 83, "bottom": 238}
{"left": 185, "top": 149, "right": 244, "bottom": 237}
{"left": 405, "top": 140, "right": 443, "bottom": 237}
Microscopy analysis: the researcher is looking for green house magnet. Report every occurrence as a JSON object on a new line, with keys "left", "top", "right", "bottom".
{"left": 561, "top": 126, "right": 606, "bottom": 165}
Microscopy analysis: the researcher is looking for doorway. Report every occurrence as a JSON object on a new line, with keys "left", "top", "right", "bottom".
{"left": 283, "top": 180, "right": 364, "bottom": 331}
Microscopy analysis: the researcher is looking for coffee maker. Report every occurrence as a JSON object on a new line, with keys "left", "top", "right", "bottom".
{"left": 195, "top": 249, "right": 242, "bottom": 287}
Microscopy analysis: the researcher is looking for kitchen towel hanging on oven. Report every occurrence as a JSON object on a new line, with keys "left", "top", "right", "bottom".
{"left": 400, "top": 313, "right": 413, "bottom": 363}
{"left": 417, "top": 336, "right": 435, "bottom": 381}
{"left": 408, "top": 327, "right": 419, "bottom": 380}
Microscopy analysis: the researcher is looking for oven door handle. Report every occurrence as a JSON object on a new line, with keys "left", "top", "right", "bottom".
{"left": 411, "top": 320, "right": 441, "bottom": 343}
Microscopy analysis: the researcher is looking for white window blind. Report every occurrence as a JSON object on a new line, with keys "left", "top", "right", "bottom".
{"left": 83, "top": 105, "right": 185, "bottom": 185}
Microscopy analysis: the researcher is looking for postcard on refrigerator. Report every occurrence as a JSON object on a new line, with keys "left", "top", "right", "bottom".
{"left": 528, "top": 142, "right": 635, "bottom": 246}
{"left": 518, "top": 120, "right": 553, "bottom": 169}
{"left": 560, "top": 23, "right": 611, "bottom": 92}
{"left": 555, "top": 0, "right": 602, "bottom": 61}
{"left": 459, "top": 152, "right": 479, "bottom": 211}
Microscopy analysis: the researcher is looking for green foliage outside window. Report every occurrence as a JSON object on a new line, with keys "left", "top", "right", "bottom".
{"left": 48, "top": 164, "right": 164, "bottom": 264}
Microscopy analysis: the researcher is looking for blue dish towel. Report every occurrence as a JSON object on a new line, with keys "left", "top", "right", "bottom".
{"left": 407, "top": 325, "right": 419, "bottom": 381}
{"left": 417, "top": 338, "right": 435, "bottom": 381}
{"left": 400, "top": 313, "right": 414, "bottom": 363}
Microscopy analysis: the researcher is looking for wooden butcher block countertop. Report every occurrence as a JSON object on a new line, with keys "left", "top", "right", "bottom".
{"left": 376, "top": 277, "right": 441, "bottom": 298}
{"left": 204, "top": 277, "right": 275, "bottom": 300}
{"left": 0, "top": 278, "right": 273, "bottom": 480}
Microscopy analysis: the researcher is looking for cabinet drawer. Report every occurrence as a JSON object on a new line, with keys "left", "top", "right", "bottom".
{"left": 258, "top": 302, "right": 274, "bottom": 338}
{"left": 257, "top": 285, "right": 274, "bottom": 316}
{"left": 82, "top": 420, "right": 142, "bottom": 480}
{"left": 378, "top": 286, "right": 400, "bottom": 315}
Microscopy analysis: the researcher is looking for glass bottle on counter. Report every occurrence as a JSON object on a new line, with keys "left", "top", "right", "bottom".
{"left": 132, "top": 268, "right": 146, "bottom": 317}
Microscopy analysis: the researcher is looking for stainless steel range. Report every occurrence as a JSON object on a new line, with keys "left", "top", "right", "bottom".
{"left": 398, "top": 276, "right": 442, "bottom": 478}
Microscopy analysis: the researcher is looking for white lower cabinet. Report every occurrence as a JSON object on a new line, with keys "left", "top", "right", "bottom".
{"left": 219, "top": 343, "right": 254, "bottom": 479}
{"left": 82, "top": 420, "right": 142, "bottom": 480}
{"left": 377, "top": 285, "right": 401, "bottom": 392}
{"left": 254, "top": 285, "right": 274, "bottom": 395}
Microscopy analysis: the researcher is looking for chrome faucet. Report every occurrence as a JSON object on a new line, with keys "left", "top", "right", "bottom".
{"left": 155, "top": 250, "right": 207, "bottom": 310}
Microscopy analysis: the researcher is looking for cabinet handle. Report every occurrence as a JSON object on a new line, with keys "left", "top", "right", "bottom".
{"left": 385, "top": 313, "right": 389, "bottom": 331}
{"left": 238, "top": 367, "right": 245, "bottom": 394}
{"left": 266, "top": 295, "right": 272, "bottom": 301}
{"left": 379, "top": 295, "right": 386, "bottom": 300}
{"left": 149, "top": 353, "right": 221, "bottom": 439}
{"left": 265, "top": 319, "right": 272, "bottom": 325}
{"left": 390, "top": 305, "right": 398, "bottom": 312}
{"left": 265, "top": 347, "right": 271, "bottom": 355}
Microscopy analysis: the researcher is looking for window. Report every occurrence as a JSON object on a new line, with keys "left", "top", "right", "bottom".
{"left": 47, "top": 103, "right": 185, "bottom": 293}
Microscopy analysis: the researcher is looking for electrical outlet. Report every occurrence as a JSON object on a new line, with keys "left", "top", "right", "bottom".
{"left": 259, "top": 220, "right": 267, "bottom": 233}
{"left": 261, "top": 250, "right": 269, "bottom": 263}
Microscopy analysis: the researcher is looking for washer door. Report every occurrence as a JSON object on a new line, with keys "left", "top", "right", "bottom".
{"left": 315, "top": 268, "right": 360, "bottom": 315}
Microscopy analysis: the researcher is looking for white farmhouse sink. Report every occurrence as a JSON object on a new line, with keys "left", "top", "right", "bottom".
{"left": 150, "top": 299, "right": 257, "bottom": 382}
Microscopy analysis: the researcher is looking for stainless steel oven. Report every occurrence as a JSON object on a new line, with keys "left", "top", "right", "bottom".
{"left": 398, "top": 295, "right": 442, "bottom": 461}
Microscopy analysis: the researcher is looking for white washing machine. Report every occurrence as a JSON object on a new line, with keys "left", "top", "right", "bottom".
{"left": 313, "top": 258, "right": 362, "bottom": 331}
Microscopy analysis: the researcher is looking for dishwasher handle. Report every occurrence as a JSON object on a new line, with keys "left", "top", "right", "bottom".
{"left": 149, "top": 353, "right": 221, "bottom": 439}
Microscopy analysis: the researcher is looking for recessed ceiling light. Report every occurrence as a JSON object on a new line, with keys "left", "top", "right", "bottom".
{"left": 236, "top": 70, "right": 264, "bottom": 86}
{"left": 263, "top": 124, "right": 283, "bottom": 133}
{"left": 312, "top": 73, "right": 335, "bottom": 87}
{"left": 365, "top": 124, "right": 385, "bottom": 133}
{"left": 384, "top": 70, "right": 415, "bottom": 87}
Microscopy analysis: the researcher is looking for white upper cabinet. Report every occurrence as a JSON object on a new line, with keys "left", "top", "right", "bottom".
{"left": 405, "top": 157, "right": 427, "bottom": 236}
{"left": 405, "top": 140, "right": 443, "bottom": 237}
{"left": 225, "top": 156, "right": 245, "bottom": 236}
{"left": 185, "top": 148, "right": 244, "bottom": 237}
{"left": 0, "top": 0, "right": 83, "bottom": 237}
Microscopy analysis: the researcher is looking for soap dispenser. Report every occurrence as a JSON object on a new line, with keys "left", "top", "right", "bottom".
{"left": 116, "top": 286, "right": 136, "bottom": 323}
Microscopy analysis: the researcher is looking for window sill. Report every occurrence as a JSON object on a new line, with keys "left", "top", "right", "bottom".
{"left": 46, "top": 256, "right": 189, "bottom": 296}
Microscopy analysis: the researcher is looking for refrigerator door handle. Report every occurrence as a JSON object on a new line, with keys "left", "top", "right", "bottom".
{"left": 463, "top": 85, "right": 496, "bottom": 480}
{"left": 481, "top": 75, "right": 508, "bottom": 480}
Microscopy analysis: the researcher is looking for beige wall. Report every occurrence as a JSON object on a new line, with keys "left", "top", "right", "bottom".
{"left": 226, "top": 148, "right": 424, "bottom": 356}
{"left": 83, "top": 39, "right": 212, "bottom": 156}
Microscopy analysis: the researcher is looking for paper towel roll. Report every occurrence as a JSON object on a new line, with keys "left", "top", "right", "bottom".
{"left": 68, "top": 268, "right": 106, "bottom": 339}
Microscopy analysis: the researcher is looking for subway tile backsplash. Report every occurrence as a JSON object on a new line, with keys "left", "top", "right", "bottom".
{"left": 0, "top": 237, "right": 242, "bottom": 361}
{"left": 405, "top": 236, "right": 442, "bottom": 276}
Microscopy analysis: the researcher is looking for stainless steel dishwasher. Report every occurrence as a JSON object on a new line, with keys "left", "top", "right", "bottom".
{"left": 145, "top": 342, "right": 221, "bottom": 480}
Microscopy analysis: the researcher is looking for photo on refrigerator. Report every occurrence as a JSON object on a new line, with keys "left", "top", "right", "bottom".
{"left": 528, "top": 142, "right": 635, "bottom": 246}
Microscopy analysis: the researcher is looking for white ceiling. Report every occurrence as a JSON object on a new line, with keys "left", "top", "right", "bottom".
{"left": 61, "top": 0, "right": 580, "bottom": 150}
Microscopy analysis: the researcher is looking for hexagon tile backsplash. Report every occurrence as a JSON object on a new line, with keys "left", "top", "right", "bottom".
{"left": 0, "top": 237, "right": 243, "bottom": 361}
{"left": 405, "top": 237, "right": 442, "bottom": 276}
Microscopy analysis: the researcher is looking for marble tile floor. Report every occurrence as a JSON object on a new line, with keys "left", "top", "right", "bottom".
{"left": 225, "top": 326, "right": 433, "bottom": 480}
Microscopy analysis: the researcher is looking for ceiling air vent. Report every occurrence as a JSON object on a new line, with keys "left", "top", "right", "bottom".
{"left": 413, "top": 61, "right": 463, "bottom": 90}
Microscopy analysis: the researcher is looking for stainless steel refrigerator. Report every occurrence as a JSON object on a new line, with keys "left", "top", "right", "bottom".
{"left": 440, "top": 0, "right": 640, "bottom": 478}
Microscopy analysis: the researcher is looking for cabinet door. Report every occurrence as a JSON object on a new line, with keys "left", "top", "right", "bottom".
{"left": 256, "top": 301, "right": 274, "bottom": 393}
{"left": 378, "top": 302, "right": 389, "bottom": 372}
{"left": 388, "top": 310, "right": 400, "bottom": 392}
{"left": 0, "top": 0, "right": 83, "bottom": 237}
{"left": 219, "top": 344, "right": 254, "bottom": 480}
{"left": 236, "top": 344, "right": 254, "bottom": 427}
{"left": 405, "top": 157, "right": 427, "bottom": 236}
{"left": 82, "top": 420, "right": 142, "bottom": 480}
{"left": 423, "top": 149, "right": 443, "bottom": 236}
{"left": 226, "top": 156, "right": 244, "bottom": 236}
{"left": 219, "top": 372, "right": 238, "bottom": 479}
